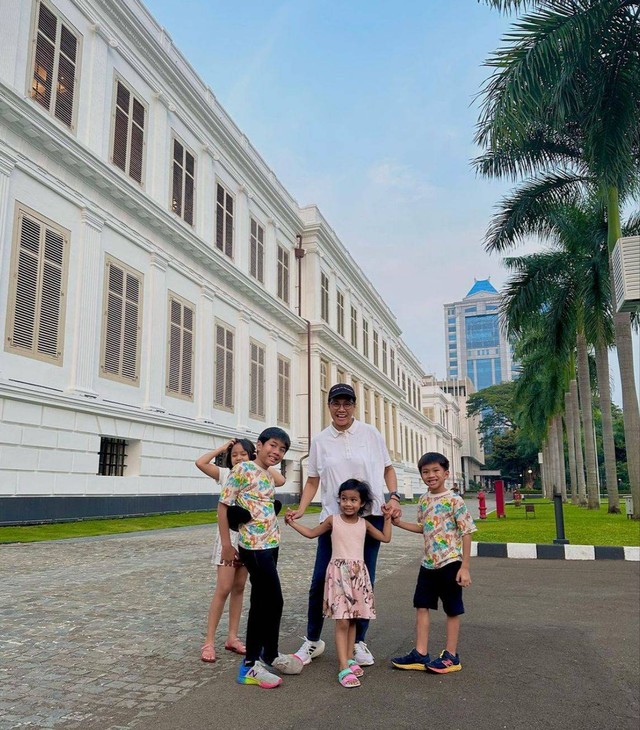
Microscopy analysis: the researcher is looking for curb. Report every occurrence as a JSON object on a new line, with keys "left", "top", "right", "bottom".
{"left": 471, "top": 542, "right": 639, "bottom": 561}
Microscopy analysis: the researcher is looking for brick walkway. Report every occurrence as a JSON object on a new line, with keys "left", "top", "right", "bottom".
{"left": 0, "top": 508, "right": 422, "bottom": 729}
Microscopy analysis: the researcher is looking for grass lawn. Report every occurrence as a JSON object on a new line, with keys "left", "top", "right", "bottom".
{"left": 0, "top": 505, "right": 322, "bottom": 544}
{"left": 476, "top": 501, "right": 640, "bottom": 546}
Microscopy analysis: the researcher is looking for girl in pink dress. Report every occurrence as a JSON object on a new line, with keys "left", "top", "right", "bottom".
{"left": 286, "top": 479, "right": 391, "bottom": 687}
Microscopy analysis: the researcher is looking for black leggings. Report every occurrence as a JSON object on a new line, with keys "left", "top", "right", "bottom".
{"left": 238, "top": 546, "right": 283, "bottom": 665}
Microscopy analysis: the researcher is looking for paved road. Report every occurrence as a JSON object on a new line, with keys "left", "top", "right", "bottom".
{"left": 1, "top": 504, "right": 637, "bottom": 730}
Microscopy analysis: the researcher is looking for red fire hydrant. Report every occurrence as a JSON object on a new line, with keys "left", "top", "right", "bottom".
{"left": 478, "top": 490, "right": 487, "bottom": 520}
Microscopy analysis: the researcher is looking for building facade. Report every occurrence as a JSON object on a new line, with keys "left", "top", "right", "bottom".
{"left": 444, "top": 279, "right": 518, "bottom": 389}
{"left": 0, "top": 0, "right": 443, "bottom": 523}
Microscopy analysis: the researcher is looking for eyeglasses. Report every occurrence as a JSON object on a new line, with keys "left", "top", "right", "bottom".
{"left": 329, "top": 400, "right": 355, "bottom": 409}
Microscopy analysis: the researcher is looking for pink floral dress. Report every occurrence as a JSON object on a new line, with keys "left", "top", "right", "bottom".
{"left": 323, "top": 515, "right": 375, "bottom": 620}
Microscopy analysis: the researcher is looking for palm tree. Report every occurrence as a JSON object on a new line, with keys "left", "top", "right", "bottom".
{"left": 476, "top": 0, "right": 640, "bottom": 516}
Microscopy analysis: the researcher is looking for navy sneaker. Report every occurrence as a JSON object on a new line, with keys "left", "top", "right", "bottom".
{"left": 391, "top": 648, "right": 430, "bottom": 671}
{"left": 427, "top": 650, "right": 461, "bottom": 673}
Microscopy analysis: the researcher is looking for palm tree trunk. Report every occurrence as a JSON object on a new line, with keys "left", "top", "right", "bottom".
{"left": 554, "top": 414, "right": 567, "bottom": 501}
{"left": 564, "top": 391, "right": 578, "bottom": 504}
{"left": 607, "top": 187, "right": 640, "bottom": 518}
{"left": 541, "top": 440, "right": 550, "bottom": 498}
{"left": 577, "top": 331, "right": 599, "bottom": 509}
{"left": 570, "top": 378, "right": 587, "bottom": 505}
{"left": 594, "top": 338, "right": 620, "bottom": 513}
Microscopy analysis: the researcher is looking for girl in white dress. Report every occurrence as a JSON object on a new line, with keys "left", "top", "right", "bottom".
{"left": 196, "top": 438, "right": 286, "bottom": 662}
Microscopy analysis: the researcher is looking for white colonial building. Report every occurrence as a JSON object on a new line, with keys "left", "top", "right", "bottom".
{"left": 0, "top": 0, "right": 454, "bottom": 523}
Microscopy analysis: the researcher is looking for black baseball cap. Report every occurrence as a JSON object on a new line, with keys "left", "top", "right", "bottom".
{"left": 328, "top": 383, "right": 356, "bottom": 403}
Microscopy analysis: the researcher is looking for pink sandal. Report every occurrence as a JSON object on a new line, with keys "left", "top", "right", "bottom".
{"left": 338, "top": 668, "right": 361, "bottom": 687}
{"left": 224, "top": 638, "right": 246, "bottom": 655}
{"left": 200, "top": 643, "right": 216, "bottom": 663}
{"left": 348, "top": 660, "right": 364, "bottom": 677}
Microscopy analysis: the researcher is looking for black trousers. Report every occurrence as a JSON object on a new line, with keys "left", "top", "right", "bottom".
{"left": 238, "top": 546, "right": 283, "bottom": 665}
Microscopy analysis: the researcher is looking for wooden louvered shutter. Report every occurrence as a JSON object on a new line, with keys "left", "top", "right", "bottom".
{"left": 184, "top": 151, "right": 194, "bottom": 226}
{"left": 215, "top": 185, "right": 225, "bottom": 252}
{"left": 8, "top": 211, "right": 66, "bottom": 363}
{"left": 250, "top": 341, "right": 265, "bottom": 418}
{"left": 167, "top": 296, "right": 194, "bottom": 398}
{"left": 277, "top": 356, "right": 290, "bottom": 426}
{"left": 129, "top": 98, "right": 145, "bottom": 183}
{"left": 103, "top": 260, "right": 141, "bottom": 383}
{"left": 215, "top": 184, "right": 233, "bottom": 257}
{"left": 31, "top": 3, "right": 78, "bottom": 128}
{"left": 214, "top": 324, "right": 234, "bottom": 409}
{"left": 113, "top": 82, "right": 130, "bottom": 174}
{"left": 172, "top": 139, "right": 183, "bottom": 217}
{"left": 250, "top": 219, "right": 257, "bottom": 278}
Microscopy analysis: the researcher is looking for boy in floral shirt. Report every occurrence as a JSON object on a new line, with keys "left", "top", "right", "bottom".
{"left": 218, "top": 427, "right": 303, "bottom": 688}
{"left": 391, "top": 452, "right": 477, "bottom": 673}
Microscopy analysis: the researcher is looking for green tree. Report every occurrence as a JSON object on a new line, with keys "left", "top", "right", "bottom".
{"left": 476, "top": 0, "right": 640, "bottom": 516}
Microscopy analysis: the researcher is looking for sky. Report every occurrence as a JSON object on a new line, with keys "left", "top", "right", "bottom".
{"left": 142, "top": 0, "right": 636, "bottom": 404}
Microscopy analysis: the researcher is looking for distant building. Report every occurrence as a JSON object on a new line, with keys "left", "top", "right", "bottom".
{"left": 444, "top": 279, "right": 518, "bottom": 389}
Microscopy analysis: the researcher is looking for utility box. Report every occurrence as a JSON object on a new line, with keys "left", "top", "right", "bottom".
{"left": 612, "top": 236, "right": 640, "bottom": 313}
{"left": 623, "top": 495, "right": 634, "bottom": 519}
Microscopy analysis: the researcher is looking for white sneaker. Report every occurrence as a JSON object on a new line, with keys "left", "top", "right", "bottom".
{"left": 237, "top": 660, "right": 282, "bottom": 688}
{"left": 295, "top": 637, "right": 326, "bottom": 666}
{"left": 270, "top": 653, "right": 304, "bottom": 675}
{"left": 354, "top": 641, "right": 375, "bottom": 666}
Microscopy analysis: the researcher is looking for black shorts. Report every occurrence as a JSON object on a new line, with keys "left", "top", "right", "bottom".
{"left": 413, "top": 561, "right": 464, "bottom": 617}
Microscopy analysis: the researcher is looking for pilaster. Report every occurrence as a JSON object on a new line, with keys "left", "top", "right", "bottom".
{"left": 195, "top": 285, "right": 215, "bottom": 420}
{"left": 66, "top": 208, "right": 104, "bottom": 397}
{"left": 142, "top": 251, "right": 169, "bottom": 411}
{"left": 235, "top": 311, "right": 251, "bottom": 431}
{"left": 266, "top": 328, "right": 278, "bottom": 425}
{"left": 235, "top": 183, "right": 249, "bottom": 274}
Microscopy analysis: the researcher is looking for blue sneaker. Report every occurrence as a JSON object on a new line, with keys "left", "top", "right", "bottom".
{"left": 391, "top": 648, "right": 430, "bottom": 671}
{"left": 236, "top": 660, "right": 282, "bottom": 688}
{"left": 427, "top": 650, "right": 461, "bottom": 673}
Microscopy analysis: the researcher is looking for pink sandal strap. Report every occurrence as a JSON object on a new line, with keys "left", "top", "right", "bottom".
{"left": 200, "top": 643, "right": 216, "bottom": 663}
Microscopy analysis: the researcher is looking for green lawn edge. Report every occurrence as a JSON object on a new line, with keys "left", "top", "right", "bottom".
{"left": 0, "top": 505, "right": 322, "bottom": 544}
{"left": 475, "top": 501, "right": 640, "bottom": 546}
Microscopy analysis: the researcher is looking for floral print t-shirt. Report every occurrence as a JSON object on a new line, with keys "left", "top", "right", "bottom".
{"left": 219, "top": 461, "right": 279, "bottom": 550}
{"left": 417, "top": 490, "right": 477, "bottom": 569}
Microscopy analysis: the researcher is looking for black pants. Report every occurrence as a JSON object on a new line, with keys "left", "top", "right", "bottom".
{"left": 238, "top": 546, "right": 283, "bottom": 665}
{"left": 306, "top": 515, "right": 383, "bottom": 644}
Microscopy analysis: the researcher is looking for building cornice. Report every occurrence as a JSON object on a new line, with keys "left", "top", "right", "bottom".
{"left": 0, "top": 87, "right": 306, "bottom": 336}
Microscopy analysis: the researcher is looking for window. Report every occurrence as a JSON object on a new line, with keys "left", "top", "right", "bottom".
{"left": 277, "top": 245, "right": 290, "bottom": 303}
{"left": 362, "top": 318, "right": 369, "bottom": 358}
{"left": 249, "top": 340, "right": 265, "bottom": 419}
{"left": 465, "top": 306, "right": 477, "bottom": 313}
{"left": 277, "top": 356, "right": 291, "bottom": 426}
{"left": 30, "top": 1, "right": 80, "bottom": 129}
{"left": 351, "top": 377, "right": 361, "bottom": 419}
{"left": 363, "top": 386, "right": 370, "bottom": 423}
{"left": 494, "top": 357, "right": 502, "bottom": 383}
{"left": 382, "top": 340, "right": 388, "bottom": 375}
{"left": 373, "top": 330, "right": 379, "bottom": 367}
{"left": 336, "top": 290, "right": 345, "bottom": 336}
{"left": 171, "top": 137, "right": 195, "bottom": 225}
{"left": 214, "top": 323, "right": 234, "bottom": 410}
{"left": 320, "top": 273, "right": 329, "bottom": 323}
{"left": 390, "top": 348, "right": 395, "bottom": 380}
{"left": 337, "top": 368, "right": 346, "bottom": 383}
{"left": 374, "top": 393, "right": 381, "bottom": 431}
{"left": 350, "top": 306, "right": 357, "bottom": 347}
{"left": 320, "top": 359, "right": 329, "bottom": 428}
{"left": 166, "top": 293, "right": 194, "bottom": 399}
{"left": 98, "top": 437, "right": 127, "bottom": 476}
{"left": 101, "top": 257, "right": 142, "bottom": 385}
{"left": 466, "top": 314, "right": 499, "bottom": 349}
{"left": 249, "top": 218, "right": 264, "bottom": 283}
{"left": 111, "top": 78, "right": 145, "bottom": 184}
{"left": 215, "top": 183, "right": 234, "bottom": 257}
{"left": 475, "top": 358, "right": 493, "bottom": 390}
{"left": 5, "top": 205, "right": 69, "bottom": 364}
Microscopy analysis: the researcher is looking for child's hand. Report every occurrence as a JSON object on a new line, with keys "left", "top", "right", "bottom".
{"left": 285, "top": 510, "right": 295, "bottom": 525}
{"left": 456, "top": 567, "right": 471, "bottom": 587}
{"left": 391, "top": 513, "right": 402, "bottom": 525}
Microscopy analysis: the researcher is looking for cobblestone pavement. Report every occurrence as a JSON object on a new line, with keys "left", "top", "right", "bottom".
{"left": 1, "top": 506, "right": 424, "bottom": 730}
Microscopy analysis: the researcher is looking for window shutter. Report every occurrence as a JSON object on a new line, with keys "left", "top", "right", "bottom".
{"left": 250, "top": 219, "right": 257, "bottom": 278}
{"left": 54, "top": 24, "right": 77, "bottom": 126}
{"left": 216, "top": 184, "right": 234, "bottom": 257}
{"left": 129, "top": 98, "right": 145, "bottom": 183}
{"left": 9, "top": 211, "right": 66, "bottom": 363}
{"left": 181, "top": 304, "right": 193, "bottom": 396}
{"left": 214, "top": 324, "right": 234, "bottom": 409}
{"left": 113, "top": 82, "right": 130, "bottom": 173}
{"left": 172, "top": 140, "right": 183, "bottom": 216}
{"left": 184, "top": 151, "right": 194, "bottom": 226}
{"left": 32, "top": 4, "right": 56, "bottom": 111}
{"left": 278, "top": 356, "right": 290, "bottom": 426}
{"left": 249, "top": 341, "right": 265, "bottom": 418}
{"left": 112, "top": 81, "right": 145, "bottom": 184}
{"left": 167, "top": 296, "right": 194, "bottom": 398}
{"left": 103, "top": 259, "right": 141, "bottom": 383}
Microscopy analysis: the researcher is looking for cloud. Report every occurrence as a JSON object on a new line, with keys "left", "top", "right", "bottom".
{"left": 367, "top": 160, "right": 437, "bottom": 202}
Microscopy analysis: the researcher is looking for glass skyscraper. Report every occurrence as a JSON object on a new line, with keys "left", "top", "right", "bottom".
{"left": 444, "top": 279, "right": 518, "bottom": 390}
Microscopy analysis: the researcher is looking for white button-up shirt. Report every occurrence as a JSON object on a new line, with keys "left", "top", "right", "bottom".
{"left": 307, "top": 419, "right": 392, "bottom": 520}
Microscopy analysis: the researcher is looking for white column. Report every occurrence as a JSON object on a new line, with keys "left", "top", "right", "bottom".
{"left": 265, "top": 219, "right": 278, "bottom": 297}
{"left": 142, "top": 252, "right": 169, "bottom": 411}
{"left": 0, "top": 152, "right": 16, "bottom": 381}
{"left": 199, "top": 148, "right": 215, "bottom": 241}
{"left": 235, "top": 311, "right": 251, "bottom": 431}
{"left": 66, "top": 208, "right": 104, "bottom": 397}
{"left": 147, "top": 94, "right": 170, "bottom": 206}
{"left": 266, "top": 328, "right": 278, "bottom": 425}
{"left": 235, "top": 184, "right": 249, "bottom": 274}
{"left": 195, "top": 285, "right": 215, "bottom": 420}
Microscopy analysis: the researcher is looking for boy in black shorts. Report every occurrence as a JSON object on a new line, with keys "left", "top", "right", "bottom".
{"left": 390, "top": 452, "right": 477, "bottom": 673}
